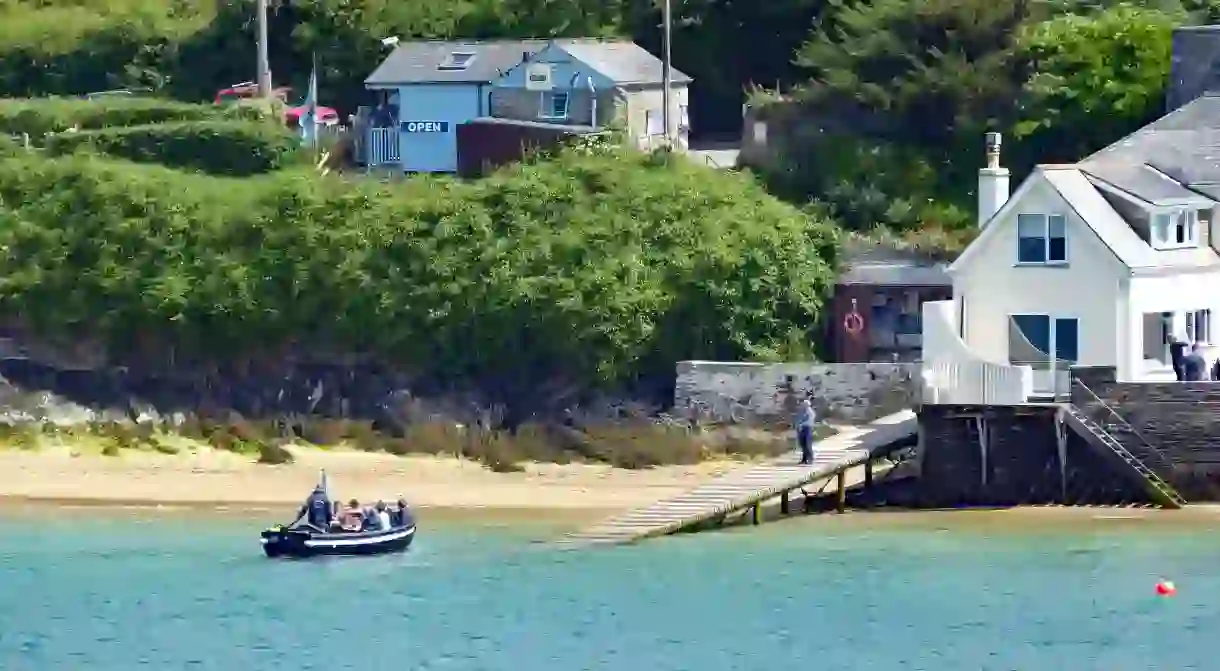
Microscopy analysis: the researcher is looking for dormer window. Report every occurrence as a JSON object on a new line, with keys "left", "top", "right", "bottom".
{"left": 438, "top": 52, "right": 476, "bottom": 70}
{"left": 1151, "top": 209, "right": 1198, "bottom": 250}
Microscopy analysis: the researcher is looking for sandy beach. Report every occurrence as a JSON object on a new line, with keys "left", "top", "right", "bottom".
{"left": 0, "top": 441, "right": 742, "bottom": 518}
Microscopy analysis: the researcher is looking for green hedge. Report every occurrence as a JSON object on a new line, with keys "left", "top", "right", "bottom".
{"left": 43, "top": 120, "right": 304, "bottom": 175}
{"left": 0, "top": 96, "right": 266, "bottom": 138}
{"left": 0, "top": 144, "right": 838, "bottom": 387}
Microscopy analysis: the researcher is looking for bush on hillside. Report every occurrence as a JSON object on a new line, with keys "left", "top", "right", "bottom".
{"left": 0, "top": 146, "right": 838, "bottom": 391}
{"left": 0, "top": 96, "right": 266, "bottom": 137}
{"left": 0, "top": 0, "right": 217, "bottom": 97}
{"left": 44, "top": 120, "right": 304, "bottom": 175}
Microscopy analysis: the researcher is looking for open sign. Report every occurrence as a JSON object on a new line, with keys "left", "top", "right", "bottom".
{"left": 400, "top": 121, "right": 449, "bottom": 133}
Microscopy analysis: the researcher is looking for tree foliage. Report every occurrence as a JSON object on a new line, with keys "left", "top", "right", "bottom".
{"left": 0, "top": 146, "right": 837, "bottom": 392}
{"left": 1014, "top": 4, "right": 1179, "bottom": 163}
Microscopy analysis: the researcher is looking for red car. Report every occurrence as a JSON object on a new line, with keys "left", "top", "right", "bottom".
{"left": 214, "top": 82, "right": 340, "bottom": 127}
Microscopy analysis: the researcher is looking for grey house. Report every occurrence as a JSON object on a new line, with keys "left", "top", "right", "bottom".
{"left": 490, "top": 39, "right": 692, "bottom": 150}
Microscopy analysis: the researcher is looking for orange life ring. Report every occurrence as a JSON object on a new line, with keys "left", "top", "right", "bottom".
{"left": 843, "top": 312, "right": 864, "bottom": 335}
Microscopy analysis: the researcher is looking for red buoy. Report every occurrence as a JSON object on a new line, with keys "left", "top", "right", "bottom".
{"left": 1156, "top": 580, "right": 1176, "bottom": 596}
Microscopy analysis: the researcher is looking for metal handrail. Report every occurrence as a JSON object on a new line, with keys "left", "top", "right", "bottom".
{"left": 1071, "top": 378, "right": 1174, "bottom": 469}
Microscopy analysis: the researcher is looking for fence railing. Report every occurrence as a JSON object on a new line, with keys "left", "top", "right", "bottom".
{"left": 921, "top": 360, "right": 1033, "bottom": 405}
{"left": 365, "top": 127, "right": 399, "bottom": 166}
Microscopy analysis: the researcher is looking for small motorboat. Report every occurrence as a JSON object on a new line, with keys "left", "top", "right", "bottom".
{"left": 260, "top": 471, "right": 416, "bottom": 559}
{"left": 261, "top": 522, "right": 415, "bottom": 558}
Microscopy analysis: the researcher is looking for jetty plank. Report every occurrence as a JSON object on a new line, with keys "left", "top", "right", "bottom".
{"left": 554, "top": 409, "right": 917, "bottom": 548}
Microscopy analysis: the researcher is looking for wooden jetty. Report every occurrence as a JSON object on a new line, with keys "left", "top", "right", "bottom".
{"left": 555, "top": 409, "right": 918, "bottom": 548}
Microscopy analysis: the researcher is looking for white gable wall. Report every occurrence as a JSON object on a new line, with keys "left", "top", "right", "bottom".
{"left": 951, "top": 171, "right": 1129, "bottom": 372}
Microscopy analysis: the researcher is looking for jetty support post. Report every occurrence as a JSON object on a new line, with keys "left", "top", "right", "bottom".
{"left": 751, "top": 503, "right": 762, "bottom": 525}
{"left": 864, "top": 459, "right": 874, "bottom": 489}
{"left": 780, "top": 490, "right": 790, "bottom": 515}
{"left": 836, "top": 471, "right": 846, "bottom": 513}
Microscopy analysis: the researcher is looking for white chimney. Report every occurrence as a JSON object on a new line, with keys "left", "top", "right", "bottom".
{"left": 978, "top": 132, "right": 1010, "bottom": 228}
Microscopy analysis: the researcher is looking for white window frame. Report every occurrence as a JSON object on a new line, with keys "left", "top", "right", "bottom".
{"left": 645, "top": 109, "right": 664, "bottom": 136}
{"left": 1187, "top": 309, "right": 1213, "bottom": 345}
{"left": 1015, "top": 213, "right": 1067, "bottom": 265}
{"left": 437, "top": 52, "right": 476, "bottom": 71}
{"left": 539, "top": 91, "right": 569, "bottom": 120}
{"left": 1151, "top": 208, "right": 1199, "bottom": 250}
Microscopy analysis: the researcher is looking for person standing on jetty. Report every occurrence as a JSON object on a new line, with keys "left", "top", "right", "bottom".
{"left": 795, "top": 399, "right": 817, "bottom": 465}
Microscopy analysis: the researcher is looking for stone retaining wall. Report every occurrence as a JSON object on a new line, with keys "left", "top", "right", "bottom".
{"left": 673, "top": 360, "right": 920, "bottom": 425}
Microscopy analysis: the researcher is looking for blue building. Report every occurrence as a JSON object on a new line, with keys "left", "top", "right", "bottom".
{"left": 362, "top": 40, "right": 547, "bottom": 173}
{"left": 362, "top": 39, "right": 692, "bottom": 174}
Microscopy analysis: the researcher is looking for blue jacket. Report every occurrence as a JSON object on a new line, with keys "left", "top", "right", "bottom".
{"left": 795, "top": 405, "right": 816, "bottom": 429}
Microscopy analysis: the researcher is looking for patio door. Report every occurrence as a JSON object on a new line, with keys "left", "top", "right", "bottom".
{"left": 1009, "top": 314, "right": 1079, "bottom": 397}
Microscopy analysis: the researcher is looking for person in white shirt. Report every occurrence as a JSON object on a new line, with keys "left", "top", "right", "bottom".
{"left": 375, "top": 501, "right": 392, "bottom": 530}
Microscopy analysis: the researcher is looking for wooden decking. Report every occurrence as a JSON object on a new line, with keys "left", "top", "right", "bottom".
{"left": 554, "top": 409, "right": 918, "bottom": 548}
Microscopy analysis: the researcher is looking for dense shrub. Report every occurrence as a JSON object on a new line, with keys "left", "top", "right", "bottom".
{"left": 0, "top": 96, "right": 266, "bottom": 137}
{"left": 44, "top": 120, "right": 304, "bottom": 175}
{"left": 0, "top": 145, "right": 837, "bottom": 390}
{"left": 0, "top": 0, "right": 217, "bottom": 97}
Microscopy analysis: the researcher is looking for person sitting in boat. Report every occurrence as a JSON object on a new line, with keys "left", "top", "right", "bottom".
{"left": 340, "top": 499, "right": 364, "bottom": 532}
{"left": 296, "top": 485, "right": 331, "bottom": 530}
{"left": 375, "top": 501, "right": 391, "bottom": 530}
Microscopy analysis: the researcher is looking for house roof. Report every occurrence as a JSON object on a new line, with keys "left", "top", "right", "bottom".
{"left": 950, "top": 166, "right": 1220, "bottom": 276}
{"left": 365, "top": 40, "right": 549, "bottom": 86}
{"left": 1081, "top": 94, "right": 1220, "bottom": 204}
{"left": 554, "top": 40, "right": 691, "bottom": 85}
{"left": 365, "top": 39, "right": 690, "bottom": 87}
{"left": 838, "top": 237, "right": 950, "bottom": 286}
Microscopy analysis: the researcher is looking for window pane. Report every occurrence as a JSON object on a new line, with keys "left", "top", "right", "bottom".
{"left": 1017, "top": 214, "right": 1047, "bottom": 236}
{"left": 646, "top": 110, "right": 663, "bottom": 135}
{"left": 1055, "top": 318, "right": 1079, "bottom": 362}
{"left": 1153, "top": 216, "right": 1169, "bottom": 244}
{"left": 1047, "top": 214, "right": 1066, "bottom": 237}
{"left": 1018, "top": 237, "right": 1047, "bottom": 263}
{"left": 1013, "top": 314, "right": 1051, "bottom": 354}
{"left": 1048, "top": 236, "right": 1066, "bottom": 262}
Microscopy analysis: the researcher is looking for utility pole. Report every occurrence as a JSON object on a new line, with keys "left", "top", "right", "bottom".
{"left": 256, "top": 0, "right": 272, "bottom": 98}
{"left": 661, "top": 0, "right": 672, "bottom": 146}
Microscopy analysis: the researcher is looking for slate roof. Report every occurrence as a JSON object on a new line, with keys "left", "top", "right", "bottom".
{"left": 1081, "top": 94, "right": 1220, "bottom": 205}
{"left": 365, "top": 39, "right": 690, "bottom": 87}
{"left": 838, "top": 237, "right": 950, "bottom": 286}
{"left": 365, "top": 40, "right": 549, "bottom": 86}
{"left": 556, "top": 40, "right": 691, "bottom": 85}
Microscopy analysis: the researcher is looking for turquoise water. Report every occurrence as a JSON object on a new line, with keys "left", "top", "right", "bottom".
{"left": 2, "top": 513, "right": 1219, "bottom": 670}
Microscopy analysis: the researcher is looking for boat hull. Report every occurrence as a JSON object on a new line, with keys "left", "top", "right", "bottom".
{"left": 261, "top": 525, "right": 416, "bottom": 558}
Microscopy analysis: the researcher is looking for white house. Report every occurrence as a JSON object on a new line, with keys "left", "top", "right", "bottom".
{"left": 923, "top": 93, "right": 1220, "bottom": 402}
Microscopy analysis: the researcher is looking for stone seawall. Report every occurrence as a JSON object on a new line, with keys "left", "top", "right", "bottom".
{"left": 673, "top": 360, "right": 920, "bottom": 425}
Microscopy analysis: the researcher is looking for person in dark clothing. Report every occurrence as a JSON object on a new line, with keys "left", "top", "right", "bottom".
{"left": 1183, "top": 343, "right": 1207, "bottom": 381}
{"left": 795, "top": 399, "right": 816, "bottom": 465}
{"left": 1170, "top": 335, "right": 1188, "bottom": 381}
{"left": 296, "top": 485, "right": 330, "bottom": 529}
